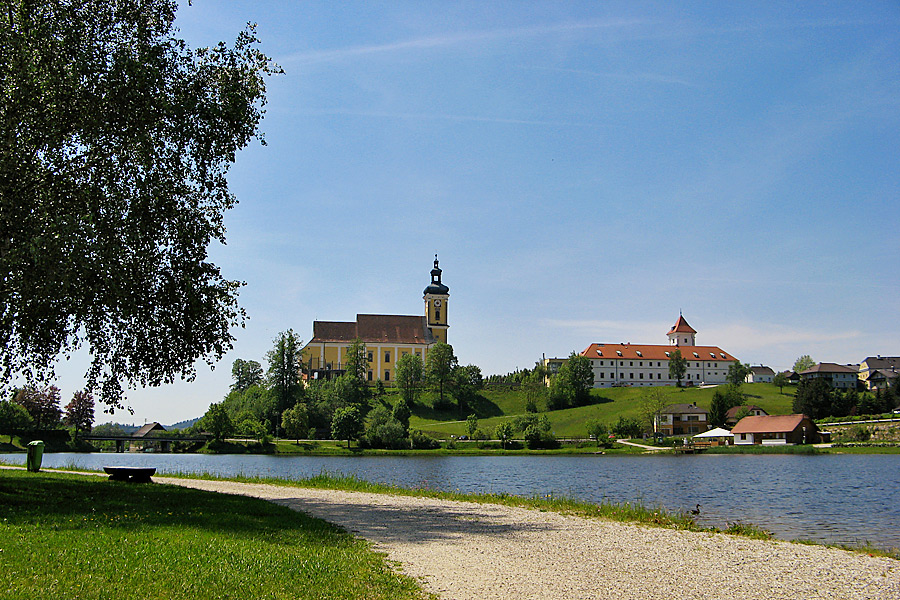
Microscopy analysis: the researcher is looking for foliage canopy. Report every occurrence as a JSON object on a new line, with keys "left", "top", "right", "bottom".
{"left": 0, "top": 0, "right": 277, "bottom": 409}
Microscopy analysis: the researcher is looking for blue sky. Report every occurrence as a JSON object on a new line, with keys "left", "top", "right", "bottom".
{"left": 62, "top": 1, "right": 899, "bottom": 425}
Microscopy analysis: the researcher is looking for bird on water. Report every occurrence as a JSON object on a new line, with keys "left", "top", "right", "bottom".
{"left": 690, "top": 504, "right": 701, "bottom": 515}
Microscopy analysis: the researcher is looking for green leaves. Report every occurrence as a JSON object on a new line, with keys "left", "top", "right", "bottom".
{"left": 1, "top": 1, "right": 278, "bottom": 409}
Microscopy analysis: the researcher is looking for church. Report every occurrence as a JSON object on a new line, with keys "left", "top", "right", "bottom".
{"left": 579, "top": 315, "right": 739, "bottom": 388}
{"left": 301, "top": 257, "right": 449, "bottom": 384}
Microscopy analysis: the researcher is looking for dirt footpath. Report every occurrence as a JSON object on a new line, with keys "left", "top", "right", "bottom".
{"left": 162, "top": 477, "right": 900, "bottom": 600}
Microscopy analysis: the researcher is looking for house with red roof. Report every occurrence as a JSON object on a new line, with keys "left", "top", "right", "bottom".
{"left": 579, "top": 315, "right": 738, "bottom": 388}
{"left": 731, "top": 414, "right": 825, "bottom": 445}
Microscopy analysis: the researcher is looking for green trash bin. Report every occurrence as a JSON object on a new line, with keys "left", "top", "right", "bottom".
{"left": 26, "top": 440, "right": 44, "bottom": 472}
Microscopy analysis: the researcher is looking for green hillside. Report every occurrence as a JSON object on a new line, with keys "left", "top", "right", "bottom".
{"left": 407, "top": 383, "right": 796, "bottom": 439}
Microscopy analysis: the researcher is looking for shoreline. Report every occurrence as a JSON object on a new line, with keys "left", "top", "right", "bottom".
{"left": 161, "top": 475, "right": 900, "bottom": 599}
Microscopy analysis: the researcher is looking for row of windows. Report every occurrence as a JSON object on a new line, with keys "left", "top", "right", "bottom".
{"left": 366, "top": 350, "right": 422, "bottom": 364}
{"left": 596, "top": 360, "right": 726, "bottom": 368}
{"left": 597, "top": 372, "right": 719, "bottom": 380}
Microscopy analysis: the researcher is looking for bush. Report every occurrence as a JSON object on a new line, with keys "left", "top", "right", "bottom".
{"left": 410, "top": 430, "right": 440, "bottom": 450}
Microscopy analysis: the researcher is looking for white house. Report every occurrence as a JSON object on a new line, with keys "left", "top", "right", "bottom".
{"left": 580, "top": 315, "right": 738, "bottom": 388}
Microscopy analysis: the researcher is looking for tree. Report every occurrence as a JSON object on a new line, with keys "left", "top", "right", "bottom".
{"left": 792, "top": 378, "right": 832, "bottom": 419}
{"left": 727, "top": 362, "right": 751, "bottom": 388}
{"left": 391, "top": 398, "right": 411, "bottom": 434}
{"left": 231, "top": 359, "right": 264, "bottom": 393}
{"left": 586, "top": 420, "right": 609, "bottom": 447}
{"left": 466, "top": 414, "right": 479, "bottom": 438}
{"left": 281, "top": 403, "right": 308, "bottom": 443}
{"left": 453, "top": 364, "right": 483, "bottom": 415}
{"left": 668, "top": 349, "right": 687, "bottom": 387}
{"left": 708, "top": 389, "right": 732, "bottom": 429}
{"left": 639, "top": 388, "right": 670, "bottom": 437}
{"left": 202, "top": 402, "right": 234, "bottom": 442}
{"left": 266, "top": 329, "right": 305, "bottom": 433}
{"left": 548, "top": 352, "right": 594, "bottom": 410}
{"left": 365, "top": 406, "right": 407, "bottom": 449}
{"left": 14, "top": 385, "right": 61, "bottom": 430}
{"left": 425, "top": 342, "right": 457, "bottom": 406}
{"left": 64, "top": 391, "right": 95, "bottom": 438}
{"left": 0, "top": 1, "right": 278, "bottom": 410}
{"left": 394, "top": 353, "right": 424, "bottom": 405}
{"left": 495, "top": 421, "right": 514, "bottom": 449}
{"left": 773, "top": 371, "right": 788, "bottom": 394}
{"left": 342, "top": 338, "right": 370, "bottom": 406}
{"left": 0, "top": 401, "right": 32, "bottom": 442}
{"left": 331, "top": 405, "right": 363, "bottom": 449}
{"left": 793, "top": 355, "right": 816, "bottom": 373}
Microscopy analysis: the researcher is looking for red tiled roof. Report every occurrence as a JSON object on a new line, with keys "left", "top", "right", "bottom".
{"left": 731, "top": 414, "right": 809, "bottom": 434}
{"left": 311, "top": 315, "right": 433, "bottom": 345}
{"left": 668, "top": 315, "right": 696, "bottom": 335}
{"left": 581, "top": 343, "right": 736, "bottom": 362}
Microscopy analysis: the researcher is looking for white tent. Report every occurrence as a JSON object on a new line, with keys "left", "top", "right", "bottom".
{"left": 693, "top": 427, "right": 734, "bottom": 439}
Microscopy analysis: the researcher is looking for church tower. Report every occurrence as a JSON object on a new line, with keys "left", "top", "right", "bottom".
{"left": 667, "top": 313, "right": 697, "bottom": 346}
{"left": 423, "top": 255, "right": 449, "bottom": 343}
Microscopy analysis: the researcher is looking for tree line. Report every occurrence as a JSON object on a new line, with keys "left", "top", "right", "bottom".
{"left": 196, "top": 332, "right": 484, "bottom": 449}
{"left": 0, "top": 386, "right": 95, "bottom": 444}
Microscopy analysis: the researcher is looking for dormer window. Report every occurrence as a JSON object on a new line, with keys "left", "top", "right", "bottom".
{"left": 710, "top": 353, "right": 716, "bottom": 359}
{"left": 596, "top": 350, "right": 603, "bottom": 356}
{"left": 720, "top": 353, "right": 726, "bottom": 359}
{"left": 636, "top": 351, "right": 643, "bottom": 357}
{"left": 693, "top": 352, "right": 700, "bottom": 358}
{"left": 665, "top": 351, "right": 670, "bottom": 357}
{"left": 616, "top": 351, "right": 622, "bottom": 357}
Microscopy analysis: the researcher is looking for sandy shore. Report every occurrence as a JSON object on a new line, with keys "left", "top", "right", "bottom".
{"left": 161, "top": 476, "right": 899, "bottom": 600}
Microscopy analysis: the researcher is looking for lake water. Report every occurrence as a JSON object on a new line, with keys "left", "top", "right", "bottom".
{"left": 3, "top": 452, "right": 898, "bottom": 550}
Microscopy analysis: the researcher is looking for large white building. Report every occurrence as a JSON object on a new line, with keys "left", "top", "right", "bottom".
{"left": 580, "top": 315, "right": 738, "bottom": 388}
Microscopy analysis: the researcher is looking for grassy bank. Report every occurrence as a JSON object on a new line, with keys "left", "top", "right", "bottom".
{"left": 409, "top": 383, "right": 796, "bottom": 439}
{"left": 0, "top": 469, "right": 429, "bottom": 600}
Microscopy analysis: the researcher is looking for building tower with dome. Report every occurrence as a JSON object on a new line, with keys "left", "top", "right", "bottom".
{"left": 301, "top": 257, "right": 450, "bottom": 383}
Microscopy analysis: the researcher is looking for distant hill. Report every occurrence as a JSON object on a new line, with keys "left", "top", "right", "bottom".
{"left": 167, "top": 417, "right": 201, "bottom": 430}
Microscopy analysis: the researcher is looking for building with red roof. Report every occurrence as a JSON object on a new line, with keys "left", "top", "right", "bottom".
{"left": 579, "top": 315, "right": 738, "bottom": 388}
{"left": 731, "top": 414, "right": 825, "bottom": 445}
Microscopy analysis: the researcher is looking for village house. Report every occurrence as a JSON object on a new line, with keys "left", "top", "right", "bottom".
{"left": 799, "top": 363, "right": 859, "bottom": 390}
{"left": 301, "top": 257, "right": 449, "bottom": 383}
{"left": 731, "top": 414, "right": 826, "bottom": 445}
{"left": 745, "top": 366, "right": 775, "bottom": 384}
{"left": 655, "top": 402, "right": 709, "bottom": 436}
{"left": 858, "top": 356, "right": 899, "bottom": 390}
{"left": 580, "top": 315, "right": 738, "bottom": 388}
{"left": 724, "top": 405, "right": 768, "bottom": 428}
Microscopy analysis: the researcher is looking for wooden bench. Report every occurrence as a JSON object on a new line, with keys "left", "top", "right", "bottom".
{"left": 103, "top": 466, "right": 156, "bottom": 483}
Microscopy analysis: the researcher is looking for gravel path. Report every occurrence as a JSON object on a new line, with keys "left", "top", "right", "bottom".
{"left": 161, "top": 476, "right": 900, "bottom": 600}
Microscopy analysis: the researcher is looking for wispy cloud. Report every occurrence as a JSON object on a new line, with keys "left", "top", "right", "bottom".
{"left": 280, "top": 18, "right": 648, "bottom": 65}
{"left": 525, "top": 65, "right": 696, "bottom": 88}
{"left": 293, "top": 107, "right": 598, "bottom": 128}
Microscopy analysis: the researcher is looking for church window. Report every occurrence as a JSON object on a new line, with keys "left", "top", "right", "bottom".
{"left": 384, "top": 370, "right": 390, "bottom": 381}
{"left": 367, "top": 371, "right": 373, "bottom": 381}
{"left": 435, "top": 308, "right": 441, "bottom": 321}
{"left": 385, "top": 351, "right": 391, "bottom": 362}
{"left": 367, "top": 352, "right": 373, "bottom": 362}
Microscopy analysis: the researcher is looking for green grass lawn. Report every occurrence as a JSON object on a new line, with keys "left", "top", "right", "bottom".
{"left": 0, "top": 469, "right": 429, "bottom": 600}
{"left": 409, "top": 383, "right": 797, "bottom": 439}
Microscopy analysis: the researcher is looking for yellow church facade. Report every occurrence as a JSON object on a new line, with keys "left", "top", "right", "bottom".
{"left": 301, "top": 257, "right": 449, "bottom": 383}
